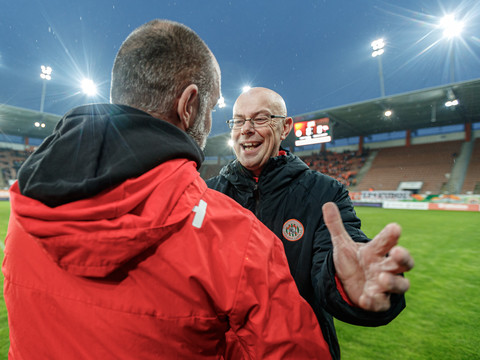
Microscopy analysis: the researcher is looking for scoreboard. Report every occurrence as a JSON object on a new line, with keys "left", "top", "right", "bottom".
{"left": 294, "top": 117, "right": 331, "bottom": 146}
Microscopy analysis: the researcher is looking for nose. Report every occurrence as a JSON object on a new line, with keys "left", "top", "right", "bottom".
{"left": 241, "top": 119, "right": 255, "bottom": 134}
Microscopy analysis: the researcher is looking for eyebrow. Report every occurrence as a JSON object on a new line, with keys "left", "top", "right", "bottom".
{"left": 233, "top": 110, "right": 270, "bottom": 118}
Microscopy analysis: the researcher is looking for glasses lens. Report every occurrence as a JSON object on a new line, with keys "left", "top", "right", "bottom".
{"left": 253, "top": 116, "right": 270, "bottom": 127}
{"left": 229, "top": 119, "right": 243, "bottom": 129}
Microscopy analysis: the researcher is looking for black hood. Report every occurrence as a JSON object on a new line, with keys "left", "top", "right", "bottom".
{"left": 18, "top": 104, "right": 204, "bottom": 207}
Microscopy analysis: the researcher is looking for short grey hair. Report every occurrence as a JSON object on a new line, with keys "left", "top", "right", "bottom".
{"left": 110, "top": 19, "right": 216, "bottom": 119}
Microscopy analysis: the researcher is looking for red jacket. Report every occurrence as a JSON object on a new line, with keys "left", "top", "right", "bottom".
{"left": 4, "top": 158, "right": 331, "bottom": 359}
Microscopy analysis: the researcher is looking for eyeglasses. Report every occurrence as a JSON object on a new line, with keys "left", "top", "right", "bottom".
{"left": 226, "top": 115, "right": 286, "bottom": 130}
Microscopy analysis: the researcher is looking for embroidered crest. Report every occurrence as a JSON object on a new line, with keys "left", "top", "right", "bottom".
{"left": 282, "top": 219, "right": 304, "bottom": 242}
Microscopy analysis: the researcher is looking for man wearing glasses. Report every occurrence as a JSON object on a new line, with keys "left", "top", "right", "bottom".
{"left": 207, "top": 87, "right": 414, "bottom": 360}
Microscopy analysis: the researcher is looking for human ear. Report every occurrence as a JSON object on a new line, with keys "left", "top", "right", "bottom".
{"left": 280, "top": 117, "right": 293, "bottom": 140}
{"left": 176, "top": 84, "right": 199, "bottom": 131}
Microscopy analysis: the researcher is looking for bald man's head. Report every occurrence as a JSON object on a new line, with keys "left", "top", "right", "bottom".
{"left": 233, "top": 87, "right": 287, "bottom": 117}
{"left": 230, "top": 87, "right": 293, "bottom": 176}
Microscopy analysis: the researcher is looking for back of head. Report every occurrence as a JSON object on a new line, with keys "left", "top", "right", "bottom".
{"left": 110, "top": 19, "right": 216, "bottom": 120}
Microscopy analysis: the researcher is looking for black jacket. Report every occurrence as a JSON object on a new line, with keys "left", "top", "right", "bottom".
{"left": 206, "top": 151, "right": 406, "bottom": 360}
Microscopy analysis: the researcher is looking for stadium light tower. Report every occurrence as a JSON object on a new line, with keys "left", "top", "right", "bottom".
{"left": 371, "top": 38, "right": 386, "bottom": 98}
{"left": 440, "top": 14, "right": 464, "bottom": 83}
{"left": 40, "top": 65, "right": 52, "bottom": 113}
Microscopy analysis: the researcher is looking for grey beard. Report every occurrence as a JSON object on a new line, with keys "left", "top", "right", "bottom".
{"left": 187, "top": 106, "right": 210, "bottom": 150}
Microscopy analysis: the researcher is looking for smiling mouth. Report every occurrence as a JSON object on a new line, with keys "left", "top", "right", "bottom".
{"left": 242, "top": 142, "right": 261, "bottom": 151}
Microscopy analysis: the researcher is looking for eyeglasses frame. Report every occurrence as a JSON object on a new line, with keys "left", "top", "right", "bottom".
{"left": 226, "top": 114, "right": 286, "bottom": 130}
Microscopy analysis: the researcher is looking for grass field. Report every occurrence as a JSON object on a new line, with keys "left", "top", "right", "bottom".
{"left": 0, "top": 203, "right": 479, "bottom": 359}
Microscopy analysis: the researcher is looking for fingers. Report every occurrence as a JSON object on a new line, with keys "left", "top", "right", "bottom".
{"left": 358, "top": 273, "right": 410, "bottom": 311}
{"left": 388, "top": 246, "right": 415, "bottom": 272}
{"left": 322, "top": 202, "right": 349, "bottom": 247}
{"left": 378, "top": 272, "right": 411, "bottom": 294}
{"left": 376, "top": 246, "right": 415, "bottom": 275}
{"left": 358, "top": 292, "right": 391, "bottom": 312}
{"left": 368, "top": 223, "right": 402, "bottom": 257}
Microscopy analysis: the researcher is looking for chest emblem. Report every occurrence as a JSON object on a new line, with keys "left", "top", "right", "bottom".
{"left": 282, "top": 219, "right": 304, "bottom": 242}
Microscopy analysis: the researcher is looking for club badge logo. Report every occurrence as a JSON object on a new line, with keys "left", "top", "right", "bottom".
{"left": 282, "top": 219, "right": 304, "bottom": 242}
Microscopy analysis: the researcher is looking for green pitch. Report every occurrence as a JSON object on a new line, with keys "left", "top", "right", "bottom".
{"left": 0, "top": 203, "right": 479, "bottom": 359}
{"left": 337, "top": 206, "right": 480, "bottom": 360}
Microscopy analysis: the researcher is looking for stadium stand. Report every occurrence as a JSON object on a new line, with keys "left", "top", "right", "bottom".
{"left": 0, "top": 148, "right": 31, "bottom": 189}
{"left": 352, "top": 140, "right": 463, "bottom": 193}
{"left": 300, "top": 150, "right": 368, "bottom": 187}
{"left": 461, "top": 138, "right": 480, "bottom": 194}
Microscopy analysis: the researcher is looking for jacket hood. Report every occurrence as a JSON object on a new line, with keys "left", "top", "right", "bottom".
{"left": 18, "top": 104, "right": 204, "bottom": 207}
{"left": 10, "top": 158, "right": 204, "bottom": 278}
{"left": 11, "top": 103, "right": 206, "bottom": 278}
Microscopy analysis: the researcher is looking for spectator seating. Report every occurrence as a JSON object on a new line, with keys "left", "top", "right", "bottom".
{"left": 300, "top": 150, "right": 368, "bottom": 187}
{"left": 0, "top": 148, "right": 31, "bottom": 188}
{"left": 355, "top": 141, "right": 463, "bottom": 193}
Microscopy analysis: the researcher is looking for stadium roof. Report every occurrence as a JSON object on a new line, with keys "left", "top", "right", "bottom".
{"left": 1, "top": 78, "right": 479, "bottom": 153}
{"left": 205, "top": 78, "right": 480, "bottom": 156}
{"left": 0, "top": 104, "right": 61, "bottom": 140}
{"left": 291, "top": 77, "right": 480, "bottom": 141}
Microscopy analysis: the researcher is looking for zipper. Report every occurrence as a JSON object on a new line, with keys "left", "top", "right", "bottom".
{"left": 253, "top": 181, "right": 262, "bottom": 218}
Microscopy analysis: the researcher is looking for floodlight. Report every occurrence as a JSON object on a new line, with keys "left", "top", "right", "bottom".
{"left": 445, "top": 99, "right": 459, "bottom": 107}
{"left": 372, "top": 49, "right": 384, "bottom": 58}
{"left": 242, "top": 86, "right": 251, "bottom": 93}
{"left": 371, "top": 38, "right": 385, "bottom": 50}
{"left": 228, "top": 139, "right": 234, "bottom": 147}
{"left": 384, "top": 110, "right": 392, "bottom": 117}
{"left": 81, "top": 79, "right": 97, "bottom": 96}
{"left": 40, "top": 65, "right": 52, "bottom": 80}
{"left": 371, "top": 38, "right": 385, "bottom": 57}
{"left": 445, "top": 88, "right": 459, "bottom": 107}
{"left": 217, "top": 96, "right": 226, "bottom": 108}
{"left": 440, "top": 15, "right": 464, "bottom": 39}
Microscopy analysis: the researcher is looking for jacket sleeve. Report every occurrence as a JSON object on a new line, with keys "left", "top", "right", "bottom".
{"left": 311, "top": 185, "right": 406, "bottom": 326}
{"left": 228, "top": 219, "right": 332, "bottom": 359}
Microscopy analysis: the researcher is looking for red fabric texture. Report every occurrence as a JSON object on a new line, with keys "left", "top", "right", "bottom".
{"left": 3, "top": 158, "right": 331, "bottom": 359}
{"left": 335, "top": 274, "right": 355, "bottom": 306}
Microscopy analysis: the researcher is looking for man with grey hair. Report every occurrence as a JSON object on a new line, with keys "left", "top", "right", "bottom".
{"left": 3, "top": 21, "right": 332, "bottom": 358}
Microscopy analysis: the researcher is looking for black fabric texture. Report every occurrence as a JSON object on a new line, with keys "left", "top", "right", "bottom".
{"left": 18, "top": 104, "right": 204, "bottom": 207}
{"left": 206, "top": 150, "right": 406, "bottom": 360}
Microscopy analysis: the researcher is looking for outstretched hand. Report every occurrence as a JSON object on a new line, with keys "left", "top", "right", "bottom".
{"left": 322, "top": 202, "right": 414, "bottom": 312}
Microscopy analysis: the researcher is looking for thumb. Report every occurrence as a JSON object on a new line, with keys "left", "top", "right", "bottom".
{"left": 322, "top": 202, "right": 349, "bottom": 248}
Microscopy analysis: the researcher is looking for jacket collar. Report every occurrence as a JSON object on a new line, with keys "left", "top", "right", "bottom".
{"left": 221, "top": 149, "right": 310, "bottom": 193}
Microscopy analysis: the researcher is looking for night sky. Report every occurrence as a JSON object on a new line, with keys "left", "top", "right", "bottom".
{"left": 2, "top": 0, "right": 480, "bottom": 136}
